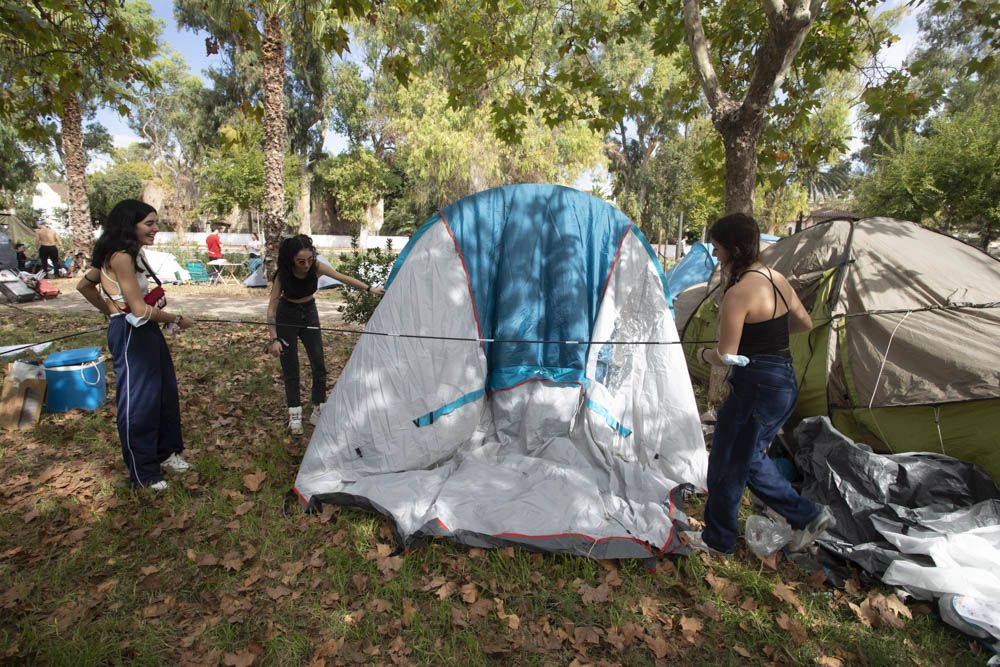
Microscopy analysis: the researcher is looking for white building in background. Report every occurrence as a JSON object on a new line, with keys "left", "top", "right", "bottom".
{"left": 31, "top": 182, "right": 70, "bottom": 234}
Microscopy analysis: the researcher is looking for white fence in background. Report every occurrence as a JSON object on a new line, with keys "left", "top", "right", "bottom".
{"left": 152, "top": 232, "right": 410, "bottom": 252}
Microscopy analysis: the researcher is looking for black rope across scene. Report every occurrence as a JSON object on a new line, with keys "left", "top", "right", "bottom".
{"left": 198, "top": 317, "right": 718, "bottom": 346}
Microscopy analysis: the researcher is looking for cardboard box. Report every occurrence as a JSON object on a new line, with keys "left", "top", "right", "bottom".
{"left": 0, "top": 363, "right": 47, "bottom": 430}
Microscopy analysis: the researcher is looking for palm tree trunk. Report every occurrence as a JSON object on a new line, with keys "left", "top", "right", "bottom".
{"left": 261, "top": 12, "right": 287, "bottom": 279}
{"left": 62, "top": 93, "right": 92, "bottom": 258}
{"left": 297, "top": 155, "right": 311, "bottom": 234}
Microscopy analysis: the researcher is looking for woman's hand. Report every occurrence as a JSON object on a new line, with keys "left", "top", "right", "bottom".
{"left": 178, "top": 315, "right": 195, "bottom": 330}
{"left": 269, "top": 339, "right": 285, "bottom": 357}
{"left": 370, "top": 286, "right": 385, "bottom": 296}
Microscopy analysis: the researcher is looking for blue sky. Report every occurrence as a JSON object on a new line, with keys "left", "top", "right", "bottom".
{"left": 96, "top": 0, "right": 919, "bottom": 160}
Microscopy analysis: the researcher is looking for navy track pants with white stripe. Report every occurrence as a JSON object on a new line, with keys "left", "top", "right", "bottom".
{"left": 107, "top": 316, "right": 183, "bottom": 486}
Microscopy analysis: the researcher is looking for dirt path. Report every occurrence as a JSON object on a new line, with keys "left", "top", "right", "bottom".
{"left": 14, "top": 281, "right": 350, "bottom": 323}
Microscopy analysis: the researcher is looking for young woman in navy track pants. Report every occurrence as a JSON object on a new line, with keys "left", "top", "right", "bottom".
{"left": 77, "top": 200, "right": 195, "bottom": 490}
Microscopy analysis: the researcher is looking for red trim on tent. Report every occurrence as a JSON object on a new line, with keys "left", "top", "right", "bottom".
{"left": 491, "top": 531, "right": 654, "bottom": 553}
{"left": 435, "top": 517, "right": 450, "bottom": 531}
{"left": 291, "top": 486, "right": 308, "bottom": 506}
{"left": 439, "top": 209, "right": 485, "bottom": 354}
{"left": 598, "top": 226, "right": 632, "bottom": 305}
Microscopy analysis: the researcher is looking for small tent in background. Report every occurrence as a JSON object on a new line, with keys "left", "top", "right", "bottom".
{"left": 681, "top": 217, "right": 1000, "bottom": 480}
{"left": 143, "top": 249, "right": 190, "bottom": 283}
{"left": 664, "top": 242, "right": 716, "bottom": 309}
{"left": 294, "top": 184, "right": 707, "bottom": 558}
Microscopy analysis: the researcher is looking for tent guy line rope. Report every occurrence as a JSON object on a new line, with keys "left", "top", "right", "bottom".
{"left": 197, "top": 318, "right": 719, "bottom": 346}
{"left": 2, "top": 299, "right": 996, "bottom": 355}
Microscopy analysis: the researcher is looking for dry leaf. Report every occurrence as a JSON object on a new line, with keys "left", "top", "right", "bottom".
{"left": 436, "top": 581, "right": 457, "bottom": 600}
{"left": 223, "top": 648, "right": 259, "bottom": 667}
{"left": 773, "top": 582, "right": 805, "bottom": 614}
{"left": 643, "top": 633, "right": 670, "bottom": 659}
{"left": 242, "top": 470, "right": 266, "bottom": 492}
{"left": 817, "top": 657, "right": 844, "bottom": 667}
{"left": 680, "top": 615, "right": 703, "bottom": 643}
{"left": 733, "top": 644, "right": 751, "bottom": 658}
{"left": 265, "top": 586, "right": 291, "bottom": 601}
{"left": 460, "top": 583, "right": 478, "bottom": 604}
{"left": 775, "top": 612, "right": 807, "bottom": 643}
{"left": 233, "top": 501, "right": 254, "bottom": 516}
{"left": 579, "top": 583, "right": 611, "bottom": 605}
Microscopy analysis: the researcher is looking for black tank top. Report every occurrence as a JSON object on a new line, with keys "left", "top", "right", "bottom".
{"left": 281, "top": 270, "right": 318, "bottom": 300}
{"left": 736, "top": 268, "right": 790, "bottom": 356}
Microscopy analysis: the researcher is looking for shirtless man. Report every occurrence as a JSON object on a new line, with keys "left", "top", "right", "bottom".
{"left": 35, "top": 222, "right": 60, "bottom": 277}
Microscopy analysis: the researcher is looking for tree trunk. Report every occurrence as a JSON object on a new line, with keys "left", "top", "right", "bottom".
{"left": 717, "top": 114, "right": 765, "bottom": 216}
{"left": 61, "top": 93, "right": 92, "bottom": 258}
{"left": 298, "top": 155, "right": 311, "bottom": 234}
{"left": 261, "top": 12, "right": 287, "bottom": 280}
{"left": 364, "top": 198, "right": 384, "bottom": 236}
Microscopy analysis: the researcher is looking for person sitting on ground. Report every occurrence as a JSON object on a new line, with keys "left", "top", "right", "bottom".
{"left": 35, "top": 222, "right": 60, "bottom": 277}
{"left": 266, "top": 234, "right": 385, "bottom": 434}
{"left": 687, "top": 212, "right": 835, "bottom": 556}
{"left": 14, "top": 243, "right": 29, "bottom": 272}
{"left": 76, "top": 199, "right": 196, "bottom": 491}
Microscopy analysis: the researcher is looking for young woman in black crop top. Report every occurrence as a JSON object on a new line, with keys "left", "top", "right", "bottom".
{"left": 685, "top": 213, "right": 834, "bottom": 556}
{"left": 266, "top": 235, "right": 385, "bottom": 434}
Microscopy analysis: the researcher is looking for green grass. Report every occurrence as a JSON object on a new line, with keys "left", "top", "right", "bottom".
{"left": 0, "top": 307, "right": 987, "bottom": 665}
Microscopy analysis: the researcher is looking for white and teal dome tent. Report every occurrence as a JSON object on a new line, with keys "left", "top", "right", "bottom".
{"left": 293, "top": 184, "right": 707, "bottom": 559}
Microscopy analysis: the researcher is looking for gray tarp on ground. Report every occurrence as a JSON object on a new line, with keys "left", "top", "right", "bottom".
{"left": 793, "top": 416, "right": 1000, "bottom": 577}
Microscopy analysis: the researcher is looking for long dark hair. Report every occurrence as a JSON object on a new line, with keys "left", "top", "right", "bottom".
{"left": 91, "top": 199, "right": 156, "bottom": 269}
{"left": 709, "top": 212, "right": 760, "bottom": 291}
{"left": 276, "top": 234, "right": 317, "bottom": 286}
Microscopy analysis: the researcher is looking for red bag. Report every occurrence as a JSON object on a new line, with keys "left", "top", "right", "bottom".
{"left": 37, "top": 279, "right": 60, "bottom": 299}
{"left": 121, "top": 256, "right": 167, "bottom": 312}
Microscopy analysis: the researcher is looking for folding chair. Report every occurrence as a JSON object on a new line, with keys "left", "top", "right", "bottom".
{"left": 185, "top": 260, "right": 213, "bottom": 284}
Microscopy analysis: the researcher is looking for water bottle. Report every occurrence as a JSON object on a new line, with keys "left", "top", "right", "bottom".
{"left": 745, "top": 514, "right": 792, "bottom": 557}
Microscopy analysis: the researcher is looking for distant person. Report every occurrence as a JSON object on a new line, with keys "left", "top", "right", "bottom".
{"left": 15, "top": 243, "right": 29, "bottom": 271}
{"left": 35, "top": 222, "right": 60, "bottom": 277}
{"left": 206, "top": 226, "right": 223, "bottom": 278}
{"left": 266, "top": 234, "right": 384, "bottom": 434}
{"left": 246, "top": 233, "right": 262, "bottom": 260}
{"left": 76, "top": 199, "right": 195, "bottom": 491}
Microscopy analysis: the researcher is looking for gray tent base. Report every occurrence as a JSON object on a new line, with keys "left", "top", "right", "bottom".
{"left": 296, "top": 485, "right": 696, "bottom": 562}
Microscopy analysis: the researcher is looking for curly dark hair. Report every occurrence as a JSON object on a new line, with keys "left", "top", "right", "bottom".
{"left": 276, "top": 234, "right": 317, "bottom": 287}
{"left": 708, "top": 212, "right": 760, "bottom": 291}
{"left": 91, "top": 199, "right": 156, "bottom": 269}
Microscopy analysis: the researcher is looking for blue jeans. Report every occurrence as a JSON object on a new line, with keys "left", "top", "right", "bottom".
{"left": 702, "top": 355, "right": 819, "bottom": 553}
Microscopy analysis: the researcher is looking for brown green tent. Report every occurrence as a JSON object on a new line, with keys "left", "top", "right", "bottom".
{"left": 681, "top": 217, "right": 1000, "bottom": 480}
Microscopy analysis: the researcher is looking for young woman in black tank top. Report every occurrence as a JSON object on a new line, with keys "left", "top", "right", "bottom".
{"left": 266, "top": 235, "right": 385, "bottom": 434}
{"left": 685, "top": 213, "right": 834, "bottom": 556}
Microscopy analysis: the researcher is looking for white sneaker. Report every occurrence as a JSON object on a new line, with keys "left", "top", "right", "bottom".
{"left": 149, "top": 480, "right": 169, "bottom": 491}
{"left": 681, "top": 531, "right": 730, "bottom": 558}
{"left": 309, "top": 403, "right": 324, "bottom": 426}
{"left": 162, "top": 453, "right": 191, "bottom": 473}
{"left": 288, "top": 406, "right": 303, "bottom": 435}
{"left": 788, "top": 506, "right": 837, "bottom": 552}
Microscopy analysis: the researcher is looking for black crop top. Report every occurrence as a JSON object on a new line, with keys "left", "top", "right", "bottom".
{"left": 736, "top": 269, "right": 791, "bottom": 356}
{"left": 281, "top": 270, "right": 318, "bottom": 300}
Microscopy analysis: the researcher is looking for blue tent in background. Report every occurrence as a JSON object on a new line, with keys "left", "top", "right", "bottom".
{"left": 665, "top": 242, "right": 716, "bottom": 306}
{"left": 664, "top": 234, "right": 780, "bottom": 306}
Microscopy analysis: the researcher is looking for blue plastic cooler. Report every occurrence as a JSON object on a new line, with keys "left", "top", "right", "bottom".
{"left": 43, "top": 347, "right": 107, "bottom": 413}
